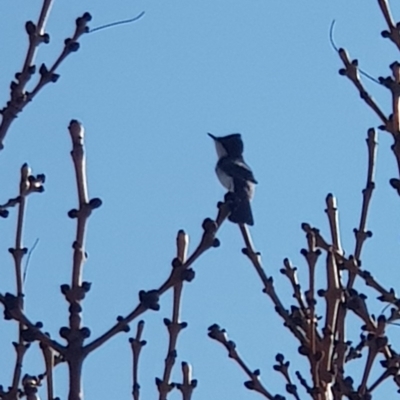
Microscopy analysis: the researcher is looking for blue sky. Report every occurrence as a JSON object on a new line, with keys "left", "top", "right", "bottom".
{"left": 1, "top": 1, "right": 400, "bottom": 399}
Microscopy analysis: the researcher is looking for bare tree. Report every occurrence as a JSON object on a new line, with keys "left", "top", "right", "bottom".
{"left": 2, "top": 1, "right": 400, "bottom": 400}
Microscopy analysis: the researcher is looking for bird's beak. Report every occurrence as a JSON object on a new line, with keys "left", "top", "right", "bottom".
{"left": 207, "top": 132, "right": 217, "bottom": 140}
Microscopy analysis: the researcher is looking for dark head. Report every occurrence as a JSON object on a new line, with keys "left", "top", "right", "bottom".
{"left": 208, "top": 133, "right": 244, "bottom": 158}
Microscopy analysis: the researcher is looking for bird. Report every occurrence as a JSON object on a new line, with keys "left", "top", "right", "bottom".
{"left": 208, "top": 133, "right": 257, "bottom": 225}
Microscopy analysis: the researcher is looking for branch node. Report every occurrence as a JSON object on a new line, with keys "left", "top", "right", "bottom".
{"left": 138, "top": 290, "right": 160, "bottom": 311}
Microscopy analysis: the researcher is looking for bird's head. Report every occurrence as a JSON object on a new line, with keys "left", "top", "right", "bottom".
{"left": 208, "top": 133, "right": 243, "bottom": 158}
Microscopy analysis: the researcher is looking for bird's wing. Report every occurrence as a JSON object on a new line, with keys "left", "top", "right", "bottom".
{"left": 219, "top": 158, "right": 258, "bottom": 184}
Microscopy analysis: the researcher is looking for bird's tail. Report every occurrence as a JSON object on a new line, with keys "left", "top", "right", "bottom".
{"left": 228, "top": 194, "right": 254, "bottom": 226}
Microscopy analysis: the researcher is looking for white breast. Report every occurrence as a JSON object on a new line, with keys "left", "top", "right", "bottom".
{"left": 216, "top": 167, "right": 234, "bottom": 191}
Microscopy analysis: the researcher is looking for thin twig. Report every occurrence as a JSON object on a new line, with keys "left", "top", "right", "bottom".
{"left": 350, "top": 129, "right": 377, "bottom": 287}
{"left": 280, "top": 259, "right": 308, "bottom": 316}
{"left": 273, "top": 353, "right": 302, "bottom": 400}
{"left": 302, "top": 223, "right": 400, "bottom": 308}
{"left": 27, "top": 14, "right": 91, "bottom": 107}
{"left": 157, "top": 230, "right": 189, "bottom": 400}
{"left": 389, "top": 62, "right": 400, "bottom": 178}
{"left": 208, "top": 325, "right": 276, "bottom": 399}
{"left": 5, "top": 165, "right": 45, "bottom": 398}
{"left": 338, "top": 48, "right": 389, "bottom": 131}
{"left": 0, "top": 292, "right": 65, "bottom": 353}
{"left": 89, "top": 11, "right": 145, "bottom": 34}
{"left": 354, "top": 128, "right": 378, "bottom": 258}
{"left": 68, "top": 120, "right": 90, "bottom": 298}
{"left": 10, "top": 341, "right": 28, "bottom": 399}
{"left": 17, "top": 0, "right": 54, "bottom": 101}
{"left": 378, "top": 0, "right": 400, "bottom": 50}
{"left": 14, "top": 165, "right": 30, "bottom": 297}
{"left": 23, "top": 238, "right": 40, "bottom": 284}
{"left": 175, "top": 362, "right": 196, "bottom": 400}
{"left": 329, "top": 20, "right": 339, "bottom": 52}
{"left": 330, "top": 20, "right": 380, "bottom": 85}
{"left": 130, "top": 321, "right": 146, "bottom": 400}
{"left": 390, "top": 62, "right": 400, "bottom": 134}
{"left": 300, "top": 229, "right": 321, "bottom": 391}
{"left": 320, "top": 251, "right": 342, "bottom": 378}
{"left": 65, "top": 120, "right": 99, "bottom": 400}
{"left": 238, "top": 224, "right": 308, "bottom": 345}
{"left": 0, "top": 11, "right": 91, "bottom": 149}
{"left": 325, "top": 194, "right": 343, "bottom": 255}
{"left": 40, "top": 342, "right": 55, "bottom": 400}
{"left": 11, "top": 165, "right": 29, "bottom": 396}
{"left": 0, "top": 196, "right": 20, "bottom": 218}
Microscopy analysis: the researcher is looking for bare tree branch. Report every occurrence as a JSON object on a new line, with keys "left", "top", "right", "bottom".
{"left": 0, "top": 10, "right": 91, "bottom": 149}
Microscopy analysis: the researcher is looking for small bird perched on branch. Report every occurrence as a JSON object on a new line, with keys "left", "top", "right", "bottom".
{"left": 208, "top": 133, "right": 257, "bottom": 225}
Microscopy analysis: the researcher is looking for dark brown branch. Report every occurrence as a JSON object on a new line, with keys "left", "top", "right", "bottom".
{"left": 350, "top": 129, "right": 377, "bottom": 286}
{"left": 378, "top": 0, "right": 400, "bottom": 50}
{"left": 175, "top": 362, "right": 197, "bottom": 400}
{"left": 157, "top": 230, "right": 189, "bottom": 400}
{"left": 208, "top": 324, "right": 276, "bottom": 399}
{"left": 325, "top": 194, "right": 343, "bottom": 255}
{"left": 9, "top": 165, "right": 30, "bottom": 399}
{"left": 64, "top": 120, "right": 101, "bottom": 400}
{"left": 40, "top": 342, "right": 55, "bottom": 400}
{"left": 300, "top": 229, "right": 321, "bottom": 391}
{"left": 0, "top": 11, "right": 91, "bottom": 149}
{"left": 320, "top": 251, "right": 342, "bottom": 379}
{"left": 4, "top": 165, "right": 46, "bottom": 399}
{"left": 388, "top": 62, "right": 400, "bottom": 180}
{"left": 27, "top": 13, "right": 91, "bottom": 101}
{"left": 0, "top": 293, "right": 64, "bottom": 353}
{"left": 358, "top": 332, "right": 384, "bottom": 396}
{"left": 239, "top": 224, "right": 308, "bottom": 345}
{"left": 320, "top": 197, "right": 344, "bottom": 381}
{"left": 9, "top": 341, "right": 29, "bottom": 399}
{"left": 273, "top": 353, "right": 302, "bottom": 400}
{"left": 280, "top": 258, "right": 308, "bottom": 316}
{"left": 8, "top": 165, "right": 45, "bottom": 297}
{"left": 21, "top": 0, "right": 53, "bottom": 82}
{"left": 391, "top": 63, "right": 400, "bottom": 133}
{"left": 68, "top": 120, "right": 92, "bottom": 297}
{"left": 129, "top": 321, "right": 146, "bottom": 400}
{"left": 68, "top": 356, "right": 84, "bottom": 400}
{"left": 0, "top": 195, "right": 19, "bottom": 218}
{"left": 302, "top": 222, "right": 400, "bottom": 309}
{"left": 338, "top": 48, "right": 389, "bottom": 131}
{"left": 14, "top": 165, "right": 29, "bottom": 297}
{"left": 367, "top": 348, "right": 400, "bottom": 393}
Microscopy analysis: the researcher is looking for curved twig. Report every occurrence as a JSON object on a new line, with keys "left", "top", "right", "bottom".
{"left": 89, "top": 11, "right": 145, "bottom": 34}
